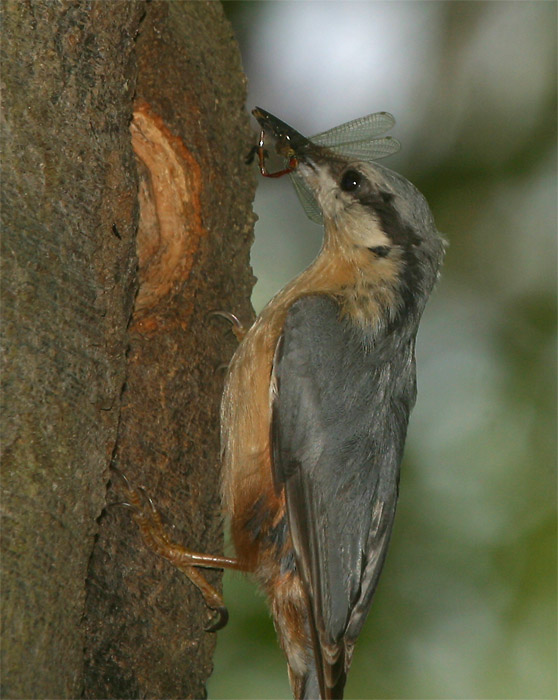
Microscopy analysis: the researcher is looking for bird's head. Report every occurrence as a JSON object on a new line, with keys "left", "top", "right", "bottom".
{"left": 253, "top": 107, "right": 446, "bottom": 328}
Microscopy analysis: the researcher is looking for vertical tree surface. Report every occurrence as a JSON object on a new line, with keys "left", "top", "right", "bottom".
{"left": 1, "top": 2, "right": 256, "bottom": 698}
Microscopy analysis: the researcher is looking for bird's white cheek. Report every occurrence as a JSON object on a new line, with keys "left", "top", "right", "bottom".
{"left": 344, "top": 210, "right": 390, "bottom": 248}
{"left": 298, "top": 164, "right": 344, "bottom": 220}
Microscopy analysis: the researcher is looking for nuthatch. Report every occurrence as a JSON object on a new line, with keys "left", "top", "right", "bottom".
{"left": 123, "top": 107, "right": 445, "bottom": 699}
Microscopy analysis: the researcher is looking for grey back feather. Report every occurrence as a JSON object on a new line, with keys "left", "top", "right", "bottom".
{"left": 271, "top": 294, "right": 417, "bottom": 695}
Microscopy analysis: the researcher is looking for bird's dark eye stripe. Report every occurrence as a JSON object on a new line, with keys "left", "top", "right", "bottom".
{"left": 368, "top": 245, "right": 391, "bottom": 258}
{"left": 340, "top": 169, "right": 362, "bottom": 192}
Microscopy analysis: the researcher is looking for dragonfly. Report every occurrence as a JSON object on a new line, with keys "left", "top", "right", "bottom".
{"left": 252, "top": 107, "right": 401, "bottom": 224}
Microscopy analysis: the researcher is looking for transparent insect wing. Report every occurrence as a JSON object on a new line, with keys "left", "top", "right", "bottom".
{"left": 310, "top": 111, "right": 396, "bottom": 148}
{"left": 289, "top": 112, "right": 400, "bottom": 224}
{"left": 290, "top": 171, "right": 324, "bottom": 225}
{"left": 326, "top": 136, "right": 401, "bottom": 162}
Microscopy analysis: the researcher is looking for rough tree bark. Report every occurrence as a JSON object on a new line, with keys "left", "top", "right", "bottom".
{"left": 1, "top": 2, "right": 256, "bottom": 698}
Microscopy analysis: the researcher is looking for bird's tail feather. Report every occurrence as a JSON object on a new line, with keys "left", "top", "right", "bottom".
{"left": 301, "top": 663, "right": 322, "bottom": 700}
{"left": 300, "top": 658, "right": 346, "bottom": 700}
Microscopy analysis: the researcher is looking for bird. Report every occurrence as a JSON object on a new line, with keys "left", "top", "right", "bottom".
{"left": 121, "top": 107, "right": 445, "bottom": 700}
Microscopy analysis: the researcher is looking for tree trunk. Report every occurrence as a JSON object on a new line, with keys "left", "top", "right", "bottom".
{"left": 1, "top": 2, "right": 255, "bottom": 698}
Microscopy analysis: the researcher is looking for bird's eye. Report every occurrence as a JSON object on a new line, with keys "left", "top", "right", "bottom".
{"left": 340, "top": 169, "right": 362, "bottom": 192}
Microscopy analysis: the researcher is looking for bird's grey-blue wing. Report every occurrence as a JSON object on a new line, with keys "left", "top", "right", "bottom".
{"left": 271, "top": 294, "right": 416, "bottom": 693}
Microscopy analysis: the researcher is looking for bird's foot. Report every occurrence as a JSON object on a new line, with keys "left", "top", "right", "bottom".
{"left": 110, "top": 466, "right": 240, "bottom": 632}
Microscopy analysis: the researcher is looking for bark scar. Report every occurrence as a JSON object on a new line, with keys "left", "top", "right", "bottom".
{"left": 130, "top": 101, "right": 206, "bottom": 328}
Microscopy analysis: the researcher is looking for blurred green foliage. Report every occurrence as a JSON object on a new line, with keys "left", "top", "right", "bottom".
{"left": 210, "top": 2, "right": 557, "bottom": 698}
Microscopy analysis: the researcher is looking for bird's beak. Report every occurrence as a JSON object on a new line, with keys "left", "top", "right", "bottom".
{"left": 252, "top": 107, "right": 313, "bottom": 161}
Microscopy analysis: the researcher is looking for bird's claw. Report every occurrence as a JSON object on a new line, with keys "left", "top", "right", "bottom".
{"left": 110, "top": 464, "right": 132, "bottom": 490}
{"left": 137, "top": 485, "right": 158, "bottom": 513}
{"left": 109, "top": 500, "right": 136, "bottom": 511}
{"left": 205, "top": 605, "right": 229, "bottom": 633}
{"left": 208, "top": 310, "right": 249, "bottom": 342}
